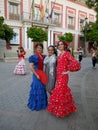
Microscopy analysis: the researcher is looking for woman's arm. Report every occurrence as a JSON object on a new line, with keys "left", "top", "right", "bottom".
{"left": 29, "top": 63, "right": 40, "bottom": 79}
{"left": 62, "top": 71, "right": 69, "bottom": 75}
{"left": 66, "top": 52, "right": 81, "bottom": 72}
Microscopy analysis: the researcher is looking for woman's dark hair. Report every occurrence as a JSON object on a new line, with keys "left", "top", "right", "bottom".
{"left": 48, "top": 45, "right": 57, "bottom": 56}
{"left": 57, "top": 41, "right": 66, "bottom": 50}
{"left": 36, "top": 43, "right": 43, "bottom": 49}
{"left": 19, "top": 46, "right": 24, "bottom": 52}
{"left": 57, "top": 41, "right": 65, "bottom": 46}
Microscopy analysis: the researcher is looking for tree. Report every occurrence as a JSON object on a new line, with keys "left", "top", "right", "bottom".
{"left": 27, "top": 27, "right": 48, "bottom": 43}
{"left": 86, "top": 0, "right": 98, "bottom": 22}
{"left": 0, "top": 16, "right": 14, "bottom": 49}
{"left": 86, "top": 22, "right": 98, "bottom": 43}
{"left": 80, "top": 1, "right": 98, "bottom": 48}
{"left": 58, "top": 32, "right": 74, "bottom": 56}
{"left": 80, "top": 20, "right": 98, "bottom": 47}
{"left": 58, "top": 32, "right": 73, "bottom": 43}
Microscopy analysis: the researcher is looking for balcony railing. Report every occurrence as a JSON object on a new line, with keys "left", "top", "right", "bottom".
{"left": 21, "top": 12, "right": 61, "bottom": 27}
{"left": 68, "top": 24, "right": 75, "bottom": 30}
{"left": 9, "top": 13, "right": 20, "bottom": 20}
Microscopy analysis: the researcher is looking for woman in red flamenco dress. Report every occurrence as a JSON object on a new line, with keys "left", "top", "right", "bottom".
{"left": 47, "top": 41, "right": 81, "bottom": 117}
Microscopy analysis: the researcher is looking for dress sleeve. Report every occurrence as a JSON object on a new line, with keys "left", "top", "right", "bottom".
{"left": 66, "top": 52, "right": 81, "bottom": 72}
{"left": 29, "top": 55, "right": 38, "bottom": 63}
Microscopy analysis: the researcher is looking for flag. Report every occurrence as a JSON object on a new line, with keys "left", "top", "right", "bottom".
{"left": 45, "top": 0, "right": 49, "bottom": 18}
{"left": 49, "top": 7, "right": 54, "bottom": 18}
{"left": 32, "top": 0, "right": 35, "bottom": 15}
{"left": 29, "top": 0, "right": 35, "bottom": 19}
{"left": 39, "top": 0, "right": 44, "bottom": 19}
{"left": 49, "top": 0, "right": 56, "bottom": 18}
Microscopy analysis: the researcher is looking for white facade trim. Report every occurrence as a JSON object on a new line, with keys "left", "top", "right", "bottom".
{"left": 0, "top": 0, "right": 97, "bottom": 56}
{"left": 8, "top": 0, "right": 20, "bottom": 4}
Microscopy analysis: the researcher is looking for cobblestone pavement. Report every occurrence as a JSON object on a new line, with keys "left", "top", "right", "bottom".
{"left": 0, "top": 57, "right": 98, "bottom": 130}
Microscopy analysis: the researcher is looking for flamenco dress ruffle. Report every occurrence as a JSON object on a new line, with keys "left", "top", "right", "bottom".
{"left": 47, "top": 75, "right": 77, "bottom": 117}
{"left": 14, "top": 59, "right": 26, "bottom": 75}
{"left": 27, "top": 73, "right": 47, "bottom": 111}
{"left": 47, "top": 52, "right": 80, "bottom": 117}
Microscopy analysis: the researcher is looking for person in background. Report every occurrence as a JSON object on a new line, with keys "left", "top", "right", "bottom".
{"left": 14, "top": 46, "right": 26, "bottom": 75}
{"left": 78, "top": 47, "right": 83, "bottom": 63}
{"left": 91, "top": 47, "right": 97, "bottom": 68}
{"left": 44, "top": 45, "right": 57, "bottom": 95}
{"left": 47, "top": 41, "right": 81, "bottom": 117}
{"left": 27, "top": 43, "right": 47, "bottom": 111}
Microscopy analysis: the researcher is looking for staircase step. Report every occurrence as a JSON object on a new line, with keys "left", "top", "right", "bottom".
{"left": 4, "top": 57, "right": 18, "bottom": 62}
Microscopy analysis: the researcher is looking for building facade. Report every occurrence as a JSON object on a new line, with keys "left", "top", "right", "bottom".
{"left": 0, "top": 0, "right": 96, "bottom": 57}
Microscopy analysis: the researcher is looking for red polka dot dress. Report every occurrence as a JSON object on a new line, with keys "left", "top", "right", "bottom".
{"left": 47, "top": 52, "right": 81, "bottom": 117}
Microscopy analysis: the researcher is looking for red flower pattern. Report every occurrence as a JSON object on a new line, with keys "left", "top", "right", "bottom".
{"left": 47, "top": 52, "right": 81, "bottom": 117}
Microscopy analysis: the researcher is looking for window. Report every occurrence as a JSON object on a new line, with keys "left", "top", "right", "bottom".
{"left": 68, "top": 16, "right": 74, "bottom": 25}
{"left": 89, "top": 21, "right": 93, "bottom": 25}
{"left": 9, "top": 2, "right": 19, "bottom": 20}
{"left": 80, "top": 19, "right": 86, "bottom": 31}
{"left": 10, "top": 28, "right": 20, "bottom": 45}
{"left": 33, "top": 7, "right": 41, "bottom": 21}
{"left": 68, "top": 16, "right": 74, "bottom": 29}
{"left": 53, "top": 12, "right": 60, "bottom": 25}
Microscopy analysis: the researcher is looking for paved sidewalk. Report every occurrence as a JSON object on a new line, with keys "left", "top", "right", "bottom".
{"left": 0, "top": 57, "right": 98, "bottom": 130}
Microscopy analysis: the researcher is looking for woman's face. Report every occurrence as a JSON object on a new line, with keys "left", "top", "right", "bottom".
{"left": 48, "top": 47, "right": 55, "bottom": 56}
{"left": 36, "top": 45, "right": 43, "bottom": 54}
{"left": 20, "top": 48, "right": 23, "bottom": 52}
{"left": 58, "top": 42, "right": 65, "bottom": 51}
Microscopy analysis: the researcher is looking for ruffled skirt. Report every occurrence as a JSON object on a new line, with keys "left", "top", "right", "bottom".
{"left": 27, "top": 74, "right": 47, "bottom": 111}
{"left": 47, "top": 74, "right": 76, "bottom": 117}
{"left": 14, "top": 59, "right": 26, "bottom": 75}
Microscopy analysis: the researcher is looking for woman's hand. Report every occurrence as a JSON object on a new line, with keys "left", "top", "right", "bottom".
{"left": 62, "top": 71, "right": 69, "bottom": 75}
{"left": 30, "top": 63, "right": 40, "bottom": 79}
{"left": 36, "top": 74, "right": 40, "bottom": 79}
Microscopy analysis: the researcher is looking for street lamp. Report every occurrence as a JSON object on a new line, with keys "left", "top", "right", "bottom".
{"left": 80, "top": 17, "right": 88, "bottom": 56}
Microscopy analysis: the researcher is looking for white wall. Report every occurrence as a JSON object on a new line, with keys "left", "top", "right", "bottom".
{"left": 0, "top": 0, "right": 96, "bottom": 57}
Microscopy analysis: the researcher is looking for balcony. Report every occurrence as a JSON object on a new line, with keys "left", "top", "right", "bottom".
{"left": 9, "top": 13, "right": 20, "bottom": 20}
{"left": 21, "top": 12, "right": 61, "bottom": 27}
{"left": 68, "top": 24, "right": 75, "bottom": 30}
{"left": 52, "top": 18, "right": 61, "bottom": 27}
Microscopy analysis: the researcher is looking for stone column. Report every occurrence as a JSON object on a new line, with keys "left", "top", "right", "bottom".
{"left": 48, "top": 29, "right": 51, "bottom": 46}
{"left": 50, "top": 30, "right": 54, "bottom": 45}
{"left": 23, "top": 27, "right": 27, "bottom": 49}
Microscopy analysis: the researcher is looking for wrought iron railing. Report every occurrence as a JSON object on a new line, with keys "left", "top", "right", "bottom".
{"left": 68, "top": 24, "right": 75, "bottom": 30}
{"left": 9, "top": 13, "right": 20, "bottom": 20}
{"left": 21, "top": 12, "right": 61, "bottom": 27}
